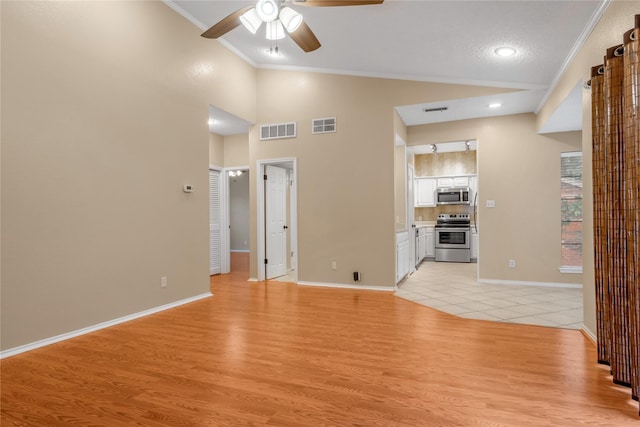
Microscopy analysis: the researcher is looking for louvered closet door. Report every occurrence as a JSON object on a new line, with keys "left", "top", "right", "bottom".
{"left": 209, "top": 170, "right": 221, "bottom": 275}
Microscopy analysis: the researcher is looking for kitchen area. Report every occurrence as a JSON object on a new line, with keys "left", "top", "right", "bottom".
{"left": 411, "top": 141, "right": 478, "bottom": 270}
{"left": 396, "top": 140, "right": 583, "bottom": 330}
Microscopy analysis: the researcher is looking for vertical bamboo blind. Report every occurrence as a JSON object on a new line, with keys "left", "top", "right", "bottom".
{"left": 590, "top": 14, "right": 640, "bottom": 414}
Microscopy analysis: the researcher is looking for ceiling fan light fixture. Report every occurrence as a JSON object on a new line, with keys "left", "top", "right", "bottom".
{"left": 256, "top": 0, "right": 280, "bottom": 22}
{"left": 265, "top": 20, "right": 286, "bottom": 40}
{"left": 240, "top": 8, "right": 263, "bottom": 34}
{"left": 279, "top": 7, "right": 303, "bottom": 33}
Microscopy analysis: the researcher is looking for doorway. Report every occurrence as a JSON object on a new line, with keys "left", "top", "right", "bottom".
{"left": 256, "top": 158, "right": 298, "bottom": 282}
{"left": 228, "top": 168, "right": 250, "bottom": 274}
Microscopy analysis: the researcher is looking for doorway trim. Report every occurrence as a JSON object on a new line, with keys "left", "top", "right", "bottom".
{"left": 256, "top": 157, "right": 298, "bottom": 282}
{"left": 220, "top": 165, "right": 250, "bottom": 274}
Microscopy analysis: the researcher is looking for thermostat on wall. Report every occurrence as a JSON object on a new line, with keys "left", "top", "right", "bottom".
{"left": 183, "top": 184, "right": 193, "bottom": 193}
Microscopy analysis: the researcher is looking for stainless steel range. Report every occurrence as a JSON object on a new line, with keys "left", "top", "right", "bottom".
{"left": 435, "top": 213, "right": 471, "bottom": 263}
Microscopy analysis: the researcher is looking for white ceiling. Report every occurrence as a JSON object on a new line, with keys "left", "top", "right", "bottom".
{"left": 167, "top": 0, "right": 606, "bottom": 134}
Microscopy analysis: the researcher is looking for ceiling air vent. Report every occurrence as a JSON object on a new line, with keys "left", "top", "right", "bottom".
{"left": 424, "top": 107, "right": 448, "bottom": 113}
{"left": 260, "top": 122, "right": 296, "bottom": 140}
{"left": 312, "top": 117, "right": 336, "bottom": 135}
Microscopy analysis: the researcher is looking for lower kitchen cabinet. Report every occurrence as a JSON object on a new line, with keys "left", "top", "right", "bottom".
{"left": 396, "top": 231, "right": 410, "bottom": 283}
{"left": 425, "top": 227, "right": 435, "bottom": 259}
{"left": 416, "top": 228, "right": 426, "bottom": 267}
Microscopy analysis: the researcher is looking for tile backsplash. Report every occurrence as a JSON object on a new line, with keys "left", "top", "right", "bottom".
{"left": 414, "top": 151, "right": 477, "bottom": 177}
{"left": 415, "top": 205, "right": 474, "bottom": 222}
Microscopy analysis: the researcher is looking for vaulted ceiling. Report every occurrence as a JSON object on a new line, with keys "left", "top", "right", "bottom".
{"left": 167, "top": 0, "right": 605, "bottom": 134}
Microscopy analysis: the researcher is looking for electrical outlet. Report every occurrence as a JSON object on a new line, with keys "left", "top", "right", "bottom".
{"left": 509, "top": 259, "right": 516, "bottom": 268}
{"left": 331, "top": 261, "right": 337, "bottom": 270}
{"left": 161, "top": 276, "right": 168, "bottom": 288}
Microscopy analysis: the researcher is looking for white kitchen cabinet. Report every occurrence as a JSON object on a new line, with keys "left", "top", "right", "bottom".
{"left": 416, "top": 227, "right": 427, "bottom": 266}
{"left": 436, "top": 177, "right": 454, "bottom": 188}
{"left": 453, "top": 176, "right": 469, "bottom": 187}
{"left": 396, "top": 231, "right": 410, "bottom": 283}
{"left": 425, "top": 227, "right": 435, "bottom": 259}
{"left": 437, "top": 176, "right": 470, "bottom": 188}
{"left": 471, "top": 229, "right": 479, "bottom": 261}
{"left": 415, "top": 178, "right": 436, "bottom": 207}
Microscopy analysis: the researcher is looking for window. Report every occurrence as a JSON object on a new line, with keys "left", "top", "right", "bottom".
{"left": 560, "top": 152, "right": 583, "bottom": 273}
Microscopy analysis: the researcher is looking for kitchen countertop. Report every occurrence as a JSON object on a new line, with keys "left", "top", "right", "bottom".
{"left": 415, "top": 221, "right": 436, "bottom": 228}
{"left": 399, "top": 222, "right": 479, "bottom": 231}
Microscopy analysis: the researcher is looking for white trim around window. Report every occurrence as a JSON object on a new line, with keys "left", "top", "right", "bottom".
{"left": 559, "top": 266, "right": 583, "bottom": 274}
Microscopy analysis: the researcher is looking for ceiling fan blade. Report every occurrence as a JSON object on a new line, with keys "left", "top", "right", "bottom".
{"left": 289, "top": 21, "right": 321, "bottom": 52}
{"left": 201, "top": 6, "right": 253, "bottom": 39}
{"left": 292, "top": 0, "right": 383, "bottom": 6}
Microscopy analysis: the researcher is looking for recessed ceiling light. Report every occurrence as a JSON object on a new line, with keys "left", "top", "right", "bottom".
{"left": 489, "top": 103, "right": 501, "bottom": 108}
{"left": 495, "top": 46, "right": 516, "bottom": 57}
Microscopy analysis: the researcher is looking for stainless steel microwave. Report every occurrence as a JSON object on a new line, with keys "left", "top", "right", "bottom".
{"left": 436, "top": 187, "right": 470, "bottom": 205}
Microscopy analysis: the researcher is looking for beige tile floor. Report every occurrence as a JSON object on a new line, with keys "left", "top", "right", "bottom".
{"left": 396, "top": 261, "right": 583, "bottom": 330}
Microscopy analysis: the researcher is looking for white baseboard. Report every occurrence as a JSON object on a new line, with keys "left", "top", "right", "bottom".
{"left": 581, "top": 325, "right": 597, "bottom": 345}
{"left": 247, "top": 277, "right": 259, "bottom": 282}
{"left": 478, "top": 279, "right": 582, "bottom": 289}
{"left": 0, "top": 292, "right": 213, "bottom": 359}
{"left": 297, "top": 281, "right": 396, "bottom": 292}
{"left": 230, "top": 250, "right": 250, "bottom": 253}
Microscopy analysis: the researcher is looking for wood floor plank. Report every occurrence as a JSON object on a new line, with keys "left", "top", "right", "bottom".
{"left": 1, "top": 253, "right": 638, "bottom": 425}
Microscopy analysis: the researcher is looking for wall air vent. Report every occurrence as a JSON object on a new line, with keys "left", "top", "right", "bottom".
{"left": 260, "top": 122, "right": 296, "bottom": 140}
{"left": 312, "top": 117, "right": 337, "bottom": 134}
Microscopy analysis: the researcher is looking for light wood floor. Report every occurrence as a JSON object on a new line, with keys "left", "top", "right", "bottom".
{"left": 1, "top": 253, "right": 638, "bottom": 426}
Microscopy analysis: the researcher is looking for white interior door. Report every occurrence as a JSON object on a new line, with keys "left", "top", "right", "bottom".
{"left": 265, "top": 165, "right": 287, "bottom": 279}
{"left": 209, "top": 169, "right": 221, "bottom": 275}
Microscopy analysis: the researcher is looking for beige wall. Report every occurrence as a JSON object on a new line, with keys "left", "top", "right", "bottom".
{"left": 409, "top": 114, "right": 582, "bottom": 285}
{"left": 537, "top": 1, "right": 640, "bottom": 336}
{"left": 248, "top": 70, "right": 518, "bottom": 286}
{"left": 224, "top": 133, "right": 250, "bottom": 167}
{"left": 209, "top": 132, "right": 249, "bottom": 168}
{"left": 1, "top": 1, "right": 256, "bottom": 351}
{"left": 209, "top": 133, "right": 224, "bottom": 166}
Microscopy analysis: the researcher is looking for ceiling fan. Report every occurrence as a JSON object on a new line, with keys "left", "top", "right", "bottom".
{"left": 201, "top": 0, "right": 384, "bottom": 53}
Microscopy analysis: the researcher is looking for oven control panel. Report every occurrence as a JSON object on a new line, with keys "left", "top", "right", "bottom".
{"left": 437, "top": 213, "right": 470, "bottom": 221}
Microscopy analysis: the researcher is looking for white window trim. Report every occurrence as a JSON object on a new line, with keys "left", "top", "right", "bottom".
{"left": 559, "top": 266, "right": 583, "bottom": 274}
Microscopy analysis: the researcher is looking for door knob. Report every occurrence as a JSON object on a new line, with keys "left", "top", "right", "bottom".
{"left": 283, "top": 225, "right": 289, "bottom": 230}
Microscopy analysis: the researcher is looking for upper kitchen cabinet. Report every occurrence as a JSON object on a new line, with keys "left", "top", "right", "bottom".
{"left": 415, "top": 178, "right": 436, "bottom": 207}
{"left": 436, "top": 177, "right": 454, "bottom": 188}
{"left": 437, "top": 176, "right": 469, "bottom": 188}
